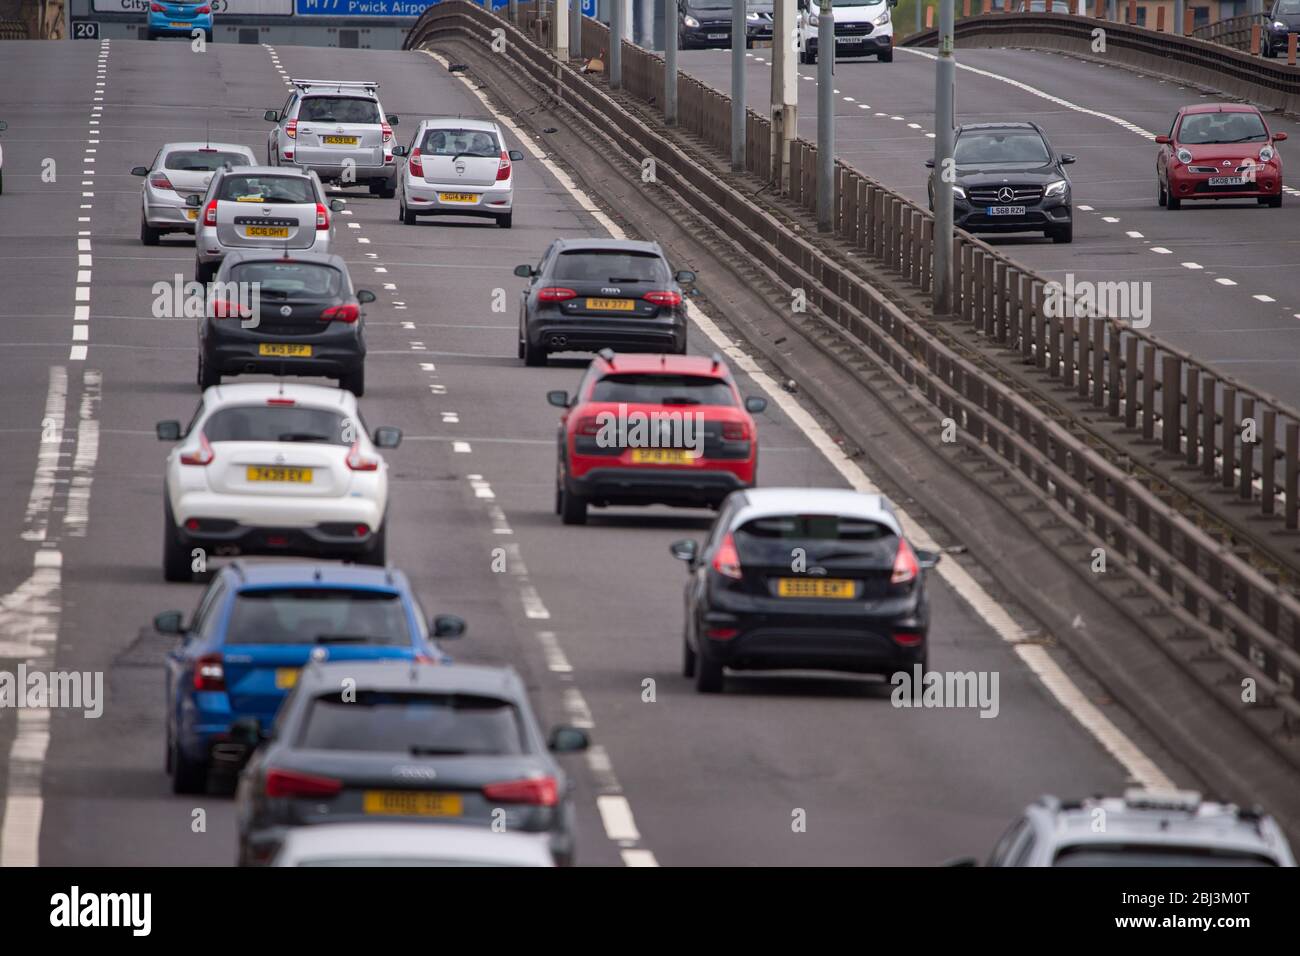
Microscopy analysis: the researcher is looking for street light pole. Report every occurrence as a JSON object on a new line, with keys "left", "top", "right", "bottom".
{"left": 932, "top": 0, "right": 955, "bottom": 314}
{"left": 816, "top": 0, "right": 834, "bottom": 231}
{"left": 732, "top": 0, "right": 746, "bottom": 170}
{"left": 610, "top": 0, "right": 623, "bottom": 89}
{"left": 665, "top": 0, "right": 678, "bottom": 123}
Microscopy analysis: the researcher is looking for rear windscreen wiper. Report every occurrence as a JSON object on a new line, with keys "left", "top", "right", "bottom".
{"left": 279, "top": 433, "right": 333, "bottom": 443}
{"left": 408, "top": 746, "right": 469, "bottom": 756}
{"left": 607, "top": 277, "right": 646, "bottom": 283}
{"left": 660, "top": 396, "right": 702, "bottom": 405}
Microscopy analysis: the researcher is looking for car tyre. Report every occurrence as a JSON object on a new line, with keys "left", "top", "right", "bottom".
{"left": 197, "top": 350, "right": 220, "bottom": 390}
{"left": 163, "top": 497, "right": 193, "bottom": 583}
{"left": 141, "top": 219, "right": 162, "bottom": 246}
{"left": 682, "top": 632, "right": 697, "bottom": 678}
{"left": 373, "top": 182, "right": 397, "bottom": 199}
{"left": 523, "top": 337, "right": 547, "bottom": 367}
{"left": 1166, "top": 193, "right": 1181, "bottom": 210}
{"left": 559, "top": 482, "right": 588, "bottom": 525}
{"left": 1047, "top": 220, "right": 1073, "bottom": 244}
{"left": 0, "top": 169, "right": 4, "bottom": 195}
{"left": 1157, "top": 180, "right": 1167, "bottom": 207}
{"left": 195, "top": 259, "right": 215, "bottom": 283}
{"left": 1267, "top": 193, "right": 1283, "bottom": 208}
{"left": 497, "top": 212, "right": 513, "bottom": 229}
{"left": 205, "top": 30, "right": 213, "bottom": 43}
{"left": 340, "top": 366, "right": 365, "bottom": 397}
{"left": 878, "top": 48, "right": 893, "bottom": 63}
{"left": 695, "top": 654, "right": 724, "bottom": 693}
{"left": 400, "top": 198, "right": 417, "bottom": 225}
{"left": 359, "top": 520, "right": 386, "bottom": 566}
{"left": 170, "top": 736, "right": 208, "bottom": 795}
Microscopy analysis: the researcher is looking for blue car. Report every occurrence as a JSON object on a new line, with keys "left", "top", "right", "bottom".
{"left": 147, "top": 0, "right": 214, "bottom": 41}
{"left": 158, "top": 561, "right": 465, "bottom": 794}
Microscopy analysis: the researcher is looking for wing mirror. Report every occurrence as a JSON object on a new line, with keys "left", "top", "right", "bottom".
{"left": 153, "top": 610, "right": 184, "bottom": 634}
{"left": 392, "top": 144, "right": 408, "bottom": 156}
{"left": 548, "top": 725, "right": 590, "bottom": 753}
{"left": 670, "top": 539, "right": 699, "bottom": 562}
{"left": 1154, "top": 134, "right": 1171, "bottom": 144}
{"left": 674, "top": 269, "right": 696, "bottom": 284}
{"left": 229, "top": 716, "right": 264, "bottom": 747}
{"left": 131, "top": 165, "right": 150, "bottom": 177}
{"left": 915, "top": 548, "right": 942, "bottom": 570}
{"left": 0, "top": 121, "right": 7, "bottom": 132}
{"left": 356, "top": 289, "right": 377, "bottom": 304}
{"left": 1274, "top": 131, "right": 1288, "bottom": 141}
{"left": 546, "top": 390, "right": 571, "bottom": 408}
{"left": 185, "top": 194, "right": 202, "bottom": 207}
{"left": 329, "top": 199, "right": 345, "bottom": 212}
{"left": 508, "top": 149, "right": 524, "bottom": 161}
{"left": 944, "top": 856, "right": 979, "bottom": 867}
{"left": 1060, "top": 153, "right": 1077, "bottom": 165}
{"left": 432, "top": 614, "right": 466, "bottom": 638}
{"left": 924, "top": 158, "right": 935, "bottom": 168}
{"left": 514, "top": 264, "right": 535, "bottom": 278}
{"left": 156, "top": 420, "right": 182, "bottom": 441}
{"left": 264, "top": 109, "right": 279, "bottom": 122}
{"left": 386, "top": 114, "right": 399, "bottom": 125}
{"left": 744, "top": 396, "right": 767, "bottom": 414}
{"left": 372, "top": 426, "right": 402, "bottom": 449}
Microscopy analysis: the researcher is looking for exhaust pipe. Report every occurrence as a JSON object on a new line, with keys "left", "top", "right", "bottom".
{"left": 549, "top": 335, "right": 567, "bottom": 348}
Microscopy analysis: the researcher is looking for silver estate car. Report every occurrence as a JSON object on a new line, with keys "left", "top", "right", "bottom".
{"left": 393, "top": 118, "right": 523, "bottom": 229}
{"left": 132, "top": 142, "right": 257, "bottom": 245}
{"left": 265, "top": 79, "right": 399, "bottom": 197}
{"left": 189, "top": 165, "right": 343, "bottom": 283}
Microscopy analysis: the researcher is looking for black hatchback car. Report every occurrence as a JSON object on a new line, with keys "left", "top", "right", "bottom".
{"left": 926, "top": 121, "right": 1076, "bottom": 243}
{"left": 671, "top": 487, "right": 939, "bottom": 693}
{"left": 199, "top": 250, "right": 374, "bottom": 395}
{"left": 1265, "top": 0, "right": 1300, "bottom": 57}
{"left": 515, "top": 238, "right": 694, "bottom": 367}
{"left": 233, "top": 660, "right": 590, "bottom": 866}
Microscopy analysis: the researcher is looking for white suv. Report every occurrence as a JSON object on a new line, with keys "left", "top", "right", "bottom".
{"left": 393, "top": 118, "right": 524, "bottom": 229}
{"left": 796, "top": 0, "right": 896, "bottom": 63}
{"left": 155, "top": 383, "right": 402, "bottom": 581}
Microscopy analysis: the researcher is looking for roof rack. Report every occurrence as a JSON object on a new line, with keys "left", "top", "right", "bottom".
{"left": 290, "top": 78, "right": 379, "bottom": 94}
{"left": 1122, "top": 788, "right": 1202, "bottom": 812}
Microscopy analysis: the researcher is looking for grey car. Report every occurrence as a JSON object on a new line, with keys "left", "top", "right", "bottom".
{"left": 266, "top": 79, "right": 399, "bottom": 197}
{"left": 964, "top": 789, "right": 1296, "bottom": 866}
{"left": 190, "top": 165, "right": 342, "bottom": 283}
{"left": 232, "top": 660, "right": 590, "bottom": 867}
{"left": 132, "top": 142, "right": 257, "bottom": 245}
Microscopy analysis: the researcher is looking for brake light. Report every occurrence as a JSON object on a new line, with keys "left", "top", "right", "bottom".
{"left": 266, "top": 397, "right": 296, "bottom": 406}
{"left": 574, "top": 415, "right": 601, "bottom": 437}
{"left": 202, "top": 199, "right": 217, "bottom": 227}
{"left": 179, "top": 431, "right": 214, "bottom": 465}
{"left": 483, "top": 775, "right": 558, "bottom": 806}
{"left": 382, "top": 122, "right": 393, "bottom": 144}
{"left": 195, "top": 3, "right": 210, "bottom": 11}
{"left": 285, "top": 119, "right": 297, "bottom": 139}
{"left": 209, "top": 299, "right": 246, "bottom": 319}
{"left": 891, "top": 538, "right": 919, "bottom": 586}
{"left": 265, "top": 768, "right": 343, "bottom": 799}
{"left": 712, "top": 532, "right": 742, "bottom": 580}
{"left": 316, "top": 202, "right": 329, "bottom": 230}
{"left": 706, "top": 626, "right": 739, "bottom": 640}
{"left": 150, "top": 2, "right": 164, "bottom": 10}
{"left": 407, "top": 147, "right": 424, "bottom": 177}
{"left": 192, "top": 653, "right": 224, "bottom": 691}
{"left": 643, "top": 290, "right": 682, "bottom": 307}
{"left": 721, "top": 420, "right": 750, "bottom": 441}
{"left": 149, "top": 173, "right": 174, "bottom": 191}
{"left": 496, "top": 149, "right": 512, "bottom": 182}
{"left": 538, "top": 287, "right": 577, "bottom": 302}
{"left": 321, "top": 303, "right": 359, "bottom": 323}
{"left": 891, "top": 630, "right": 925, "bottom": 647}
{"left": 346, "top": 441, "right": 379, "bottom": 471}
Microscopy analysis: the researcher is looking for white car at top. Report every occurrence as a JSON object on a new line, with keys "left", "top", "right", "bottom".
{"left": 393, "top": 117, "right": 525, "bottom": 229}
{"left": 796, "top": 0, "right": 896, "bottom": 63}
{"left": 155, "top": 382, "right": 402, "bottom": 582}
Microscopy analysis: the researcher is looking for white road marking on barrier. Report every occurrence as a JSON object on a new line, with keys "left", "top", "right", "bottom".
{"left": 1126, "top": 230, "right": 1143, "bottom": 238}
{"left": 1181, "top": 262, "right": 1202, "bottom": 270}
{"left": 1216, "top": 277, "right": 1237, "bottom": 286}
{"left": 1254, "top": 294, "right": 1275, "bottom": 302}
{"left": 1150, "top": 246, "right": 1172, "bottom": 254}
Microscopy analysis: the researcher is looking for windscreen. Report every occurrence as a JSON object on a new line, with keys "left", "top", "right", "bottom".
{"left": 229, "top": 261, "right": 343, "bottom": 297}
{"left": 954, "top": 131, "right": 1050, "bottom": 165}
{"left": 218, "top": 174, "right": 315, "bottom": 204}
{"left": 164, "top": 150, "right": 251, "bottom": 171}
{"left": 299, "top": 97, "right": 381, "bottom": 124}
{"left": 225, "top": 589, "right": 411, "bottom": 646}
{"left": 1178, "top": 111, "right": 1268, "bottom": 145}
{"left": 591, "top": 373, "right": 735, "bottom": 406}
{"left": 298, "top": 692, "right": 526, "bottom": 755}
{"left": 202, "top": 406, "right": 350, "bottom": 445}
{"left": 1053, "top": 845, "right": 1277, "bottom": 867}
{"left": 553, "top": 249, "right": 669, "bottom": 283}
{"left": 734, "top": 514, "right": 897, "bottom": 566}
{"left": 420, "top": 128, "right": 500, "bottom": 156}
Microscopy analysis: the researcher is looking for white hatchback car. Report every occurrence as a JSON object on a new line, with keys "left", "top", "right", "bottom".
{"left": 393, "top": 118, "right": 524, "bottom": 229}
{"left": 155, "top": 383, "right": 401, "bottom": 582}
{"left": 132, "top": 142, "right": 258, "bottom": 245}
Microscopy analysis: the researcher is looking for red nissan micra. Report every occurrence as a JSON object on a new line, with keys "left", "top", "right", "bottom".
{"left": 1156, "top": 104, "right": 1287, "bottom": 209}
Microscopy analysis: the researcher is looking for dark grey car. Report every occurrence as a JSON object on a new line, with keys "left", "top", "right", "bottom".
{"left": 233, "top": 660, "right": 589, "bottom": 866}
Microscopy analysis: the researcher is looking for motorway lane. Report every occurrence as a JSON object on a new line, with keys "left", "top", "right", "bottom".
{"left": 0, "top": 38, "right": 1151, "bottom": 867}
{"left": 680, "top": 45, "right": 1300, "bottom": 405}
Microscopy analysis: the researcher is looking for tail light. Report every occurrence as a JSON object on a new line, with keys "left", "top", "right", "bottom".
{"left": 483, "top": 775, "right": 558, "bottom": 807}
{"left": 381, "top": 122, "right": 393, "bottom": 144}
{"left": 891, "top": 630, "right": 925, "bottom": 647}
{"left": 195, "top": 3, "right": 210, "bottom": 11}
{"left": 265, "top": 768, "right": 342, "bottom": 799}
{"left": 149, "top": 173, "right": 174, "bottom": 191}
{"left": 643, "top": 290, "right": 682, "bottom": 307}
{"left": 202, "top": 199, "right": 218, "bottom": 227}
{"left": 712, "top": 532, "right": 742, "bottom": 580}
{"left": 192, "top": 653, "right": 224, "bottom": 691}
{"left": 150, "top": 2, "right": 164, "bottom": 10}
{"left": 315, "top": 202, "right": 329, "bottom": 230}
{"left": 407, "top": 147, "right": 424, "bottom": 177}
{"left": 179, "top": 431, "right": 214, "bottom": 465}
{"left": 210, "top": 299, "right": 246, "bottom": 319}
{"left": 574, "top": 415, "right": 601, "bottom": 437}
{"left": 537, "top": 287, "right": 577, "bottom": 303}
{"left": 705, "top": 626, "right": 739, "bottom": 640}
{"left": 891, "top": 537, "right": 919, "bottom": 586}
{"left": 321, "top": 303, "right": 359, "bottom": 323}
{"left": 721, "top": 420, "right": 750, "bottom": 441}
{"left": 496, "top": 149, "right": 512, "bottom": 182}
{"left": 285, "top": 119, "right": 297, "bottom": 139}
{"left": 266, "top": 397, "right": 296, "bottom": 407}
{"left": 346, "top": 441, "right": 379, "bottom": 471}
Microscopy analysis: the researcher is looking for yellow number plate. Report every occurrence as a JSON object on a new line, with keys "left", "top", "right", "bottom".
{"left": 170, "top": 20, "right": 189, "bottom": 26}
{"left": 275, "top": 668, "right": 299, "bottom": 689}
{"left": 777, "top": 578, "right": 856, "bottom": 599}
{"left": 246, "top": 226, "right": 290, "bottom": 238}
{"left": 246, "top": 466, "right": 313, "bottom": 483}
{"left": 585, "top": 298, "right": 636, "bottom": 311}
{"left": 186, "top": 208, "right": 198, "bottom": 221}
{"left": 363, "top": 791, "right": 464, "bottom": 817}
{"left": 630, "top": 448, "right": 696, "bottom": 465}
{"left": 322, "top": 135, "right": 359, "bottom": 145}
{"left": 258, "top": 343, "right": 312, "bottom": 357}
{"left": 437, "top": 192, "right": 479, "bottom": 203}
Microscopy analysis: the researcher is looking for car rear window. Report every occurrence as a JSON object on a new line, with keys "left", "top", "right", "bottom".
{"left": 225, "top": 589, "right": 411, "bottom": 646}
{"left": 553, "top": 250, "right": 669, "bottom": 284}
{"left": 202, "top": 406, "right": 350, "bottom": 445}
{"left": 229, "top": 261, "right": 343, "bottom": 297}
{"left": 297, "top": 692, "right": 526, "bottom": 755}
{"left": 164, "top": 150, "right": 250, "bottom": 172}
{"left": 1178, "top": 111, "right": 1268, "bottom": 145}
{"left": 218, "top": 174, "right": 315, "bottom": 204}
{"left": 298, "top": 96, "right": 381, "bottom": 124}
{"left": 1052, "top": 845, "right": 1277, "bottom": 867}
{"left": 420, "top": 128, "right": 500, "bottom": 156}
{"left": 590, "top": 373, "right": 735, "bottom": 407}
{"left": 954, "top": 132, "right": 1050, "bottom": 165}
{"left": 734, "top": 514, "right": 898, "bottom": 565}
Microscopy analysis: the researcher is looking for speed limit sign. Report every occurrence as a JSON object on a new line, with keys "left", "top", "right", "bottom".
{"left": 71, "top": 19, "right": 101, "bottom": 39}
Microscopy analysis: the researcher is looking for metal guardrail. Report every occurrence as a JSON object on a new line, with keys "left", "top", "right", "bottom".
{"left": 1191, "top": 12, "right": 1264, "bottom": 51}
{"left": 0, "top": 17, "right": 29, "bottom": 39}
{"left": 405, "top": 2, "right": 1300, "bottom": 728}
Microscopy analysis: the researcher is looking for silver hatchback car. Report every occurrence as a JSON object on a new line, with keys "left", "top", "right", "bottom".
{"left": 132, "top": 142, "right": 257, "bottom": 245}
{"left": 265, "top": 79, "right": 399, "bottom": 197}
{"left": 393, "top": 118, "right": 523, "bottom": 229}
{"left": 189, "top": 165, "right": 343, "bottom": 283}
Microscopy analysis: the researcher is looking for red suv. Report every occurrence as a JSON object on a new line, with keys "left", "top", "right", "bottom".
{"left": 547, "top": 351, "right": 768, "bottom": 525}
{"left": 1156, "top": 104, "right": 1286, "bottom": 210}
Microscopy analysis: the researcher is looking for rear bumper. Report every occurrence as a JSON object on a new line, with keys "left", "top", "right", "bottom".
{"left": 568, "top": 465, "right": 748, "bottom": 508}
{"left": 201, "top": 321, "right": 365, "bottom": 380}
{"left": 682, "top": 25, "right": 732, "bottom": 47}
{"left": 954, "top": 199, "right": 1070, "bottom": 233}
{"left": 525, "top": 313, "right": 687, "bottom": 353}
{"left": 171, "top": 517, "right": 383, "bottom": 558}
{"left": 806, "top": 33, "right": 892, "bottom": 55}
{"left": 195, "top": 227, "right": 332, "bottom": 266}
{"left": 403, "top": 178, "right": 513, "bottom": 214}
{"left": 1167, "top": 169, "right": 1282, "bottom": 201}
{"left": 290, "top": 159, "right": 396, "bottom": 185}
{"left": 148, "top": 16, "right": 213, "bottom": 35}
{"left": 144, "top": 196, "right": 198, "bottom": 231}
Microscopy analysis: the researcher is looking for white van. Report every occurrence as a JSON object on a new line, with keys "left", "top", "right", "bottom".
{"left": 796, "top": 0, "right": 896, "bottom": 63}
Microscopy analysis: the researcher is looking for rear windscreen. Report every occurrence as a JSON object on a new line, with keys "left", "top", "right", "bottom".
{"left": 298, "top": 692, "right": 526, "bottom": 755}
{"left": 202, "top": 406, "right": 349, "bottom": 446}
{"left": 298, "top": 97, "right": 381, "bottom": 124}
{"left": 218, "top": 174, "right": 315, "bottom": 204}
{"left": 420, "top": 128, "right": 500, "bottom": 156}
{"left": 553, "top": 250, "right": 669, "bottom": 284}
{"left": 1053, "top": 845, "right": 1277, "bottom": 867}
{"left": 225, "top": 589, "right": 410, "bottom": 646}
{"left": 229, "top": 261, "right": 343, "bottom": 297}
{"left": 591, "top": 373, "right": 735, "bottom": 407}
{"left": 734, "top": 514, "right": 897, "bottom": 565}
{"left": 164, "top": 150, "right": 250, "bottom": 172}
